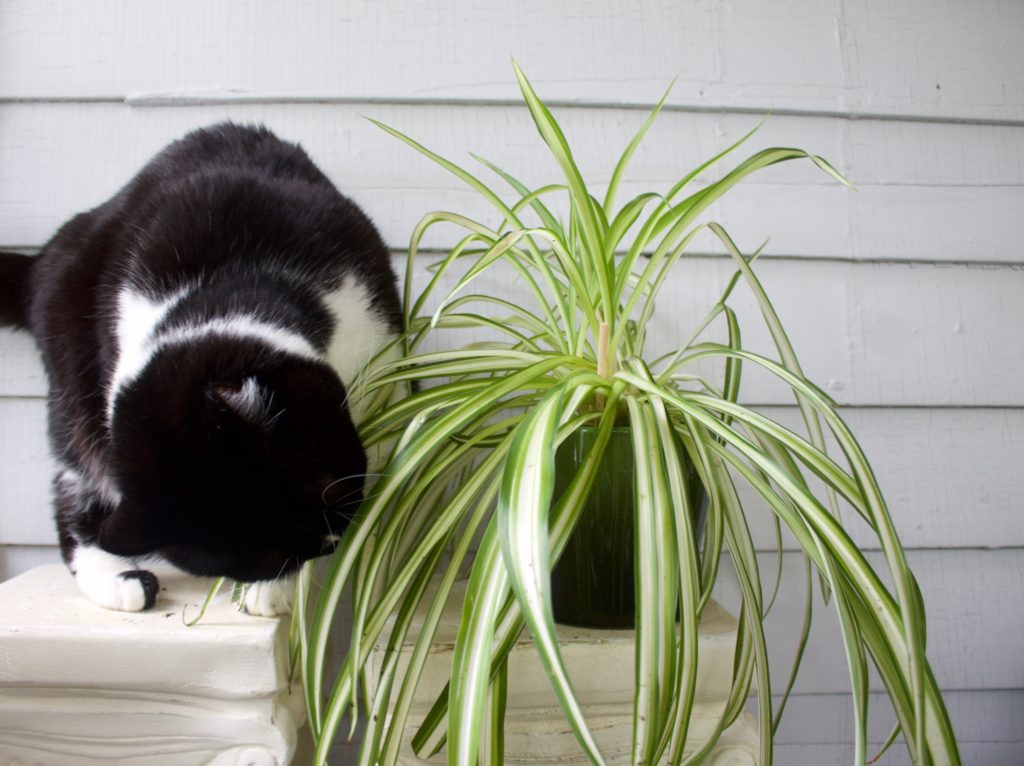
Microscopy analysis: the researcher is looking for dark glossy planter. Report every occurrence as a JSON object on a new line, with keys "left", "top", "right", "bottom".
{"left": 550, "top": 426, "right": 707, "bottom": 629}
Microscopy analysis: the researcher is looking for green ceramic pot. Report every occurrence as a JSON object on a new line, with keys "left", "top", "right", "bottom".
{"left": 550, "top": 426, "right": 707, "bottom": 629}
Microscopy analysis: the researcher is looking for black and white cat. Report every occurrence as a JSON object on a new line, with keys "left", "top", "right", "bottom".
{"left": 0, "top": 123, "right": 401, "bottom": 615}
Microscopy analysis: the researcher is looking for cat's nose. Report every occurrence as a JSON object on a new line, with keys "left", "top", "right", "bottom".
{"left": 321, "top": 533, "right": 342, "bottom": 554}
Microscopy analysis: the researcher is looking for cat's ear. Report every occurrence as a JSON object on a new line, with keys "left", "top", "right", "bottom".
{"left": 98, "top": 499, "right": 165, "bottom": 557}
{"left": 207, "top": 377, "right": 278, "bottom": 429}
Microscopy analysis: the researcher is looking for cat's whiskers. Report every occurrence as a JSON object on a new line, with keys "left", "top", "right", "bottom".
{"left": 321, "top": 510, "right": 339, "bottom": 539}
{"left": 272, "top": 558, "right": 293, "bottom": 584}
{"left": 319, "top": 472, "right": 384, "bottom": 505}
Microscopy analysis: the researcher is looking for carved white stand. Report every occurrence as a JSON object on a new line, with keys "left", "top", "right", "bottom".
{"left": 0, "top": 565, "right": 310, "bottom": 766}
{"left": 368, "top": 582, "right": 759, "bottom": 765}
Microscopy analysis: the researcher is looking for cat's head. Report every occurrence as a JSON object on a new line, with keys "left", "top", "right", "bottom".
{"left": 102, "top": 339, "right": 366, "bottom": 581}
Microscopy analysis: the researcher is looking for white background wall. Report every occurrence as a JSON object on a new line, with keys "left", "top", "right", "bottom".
{"left": 1, "top": 1, "right": 1021, "bottom": 764}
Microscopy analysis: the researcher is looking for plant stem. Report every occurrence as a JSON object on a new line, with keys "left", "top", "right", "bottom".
{"left": 595, "top": 319, "right": 613, "bottom": 411}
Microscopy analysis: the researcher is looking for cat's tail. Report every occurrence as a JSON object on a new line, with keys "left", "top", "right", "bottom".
{"left": 0, "top": 251, "right": 34, "bottom": 330}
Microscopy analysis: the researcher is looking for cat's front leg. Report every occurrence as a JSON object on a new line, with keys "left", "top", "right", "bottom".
{"left": 69, "top": 544, "right": 160, "bottom": 612}
{"left": 56, "top": 469, "right": 160, "bottom": 612}
{"left": 241, "top": 575, "right": 295, "bottom": 617}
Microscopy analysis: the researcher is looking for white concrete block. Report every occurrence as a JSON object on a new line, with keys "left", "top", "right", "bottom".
{"left": 0, "top": 565, "right": 307, "bottom": 765}
{"left": 368, "top": 581, "right": 759, "bottom": 764}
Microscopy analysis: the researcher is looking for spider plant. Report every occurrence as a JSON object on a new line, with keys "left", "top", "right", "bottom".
{"left": 297, "top": 63, "right": 960, "bottom": 765}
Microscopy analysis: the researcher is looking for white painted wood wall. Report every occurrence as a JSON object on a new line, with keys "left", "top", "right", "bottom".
{"left": 1, "top": 1, "right": 1021, "bottom": 763}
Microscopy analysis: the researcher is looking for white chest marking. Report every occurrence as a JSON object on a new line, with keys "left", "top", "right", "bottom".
{"left": 322, "top": 277, "right": 398, "bottom": 425}
{"left": 322, "top": 278, "right": 393, "bottom": 388}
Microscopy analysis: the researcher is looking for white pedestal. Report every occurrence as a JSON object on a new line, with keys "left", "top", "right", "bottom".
{"left": 368, "top": 582, "right": 759, "bottom": 765}
{"left": 0, "top": 565, "right": 308, "bottom": 766}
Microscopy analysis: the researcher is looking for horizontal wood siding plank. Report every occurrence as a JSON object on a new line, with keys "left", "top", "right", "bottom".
{"left": 1, "top": 1, "right": 1021, "bottom": 122}
{"left": 0, "top": 330, "right": 40, "bottom": 398}
{"left": 2, "top": 394, "right": 1022, "bottom": 550}
{"left": 772, "top": 742, "right": 1021, "bottom": 766}
{"left": 0, "top": 398, "right": 53, "bottom": 545}
{"left": 0, "top": 545, "right": 61, "bottom": 582}
{"left": 712, "top": 549, "right": 1024, "bottom": 695}
{"left": 739, "top": 407, "right": 1024, "bottom": 552}
{"left": 406, "top": 255, "right": 1024, "bottom": 408}
{"left": 3, "top": 257, "right": 1023, "bottom": 407}
{"left": 2, "top": 103, "right": 1023, "bottom": 261}
{"left": 772, "top": 690, "right": 1024, "bottom": 747}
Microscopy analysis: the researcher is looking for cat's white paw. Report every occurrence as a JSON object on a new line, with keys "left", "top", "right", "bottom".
{"left": 72, "top": 545, "right": 159, "bottom": 611}
{"left": 107, "top": 570, "right": 159, "bottom": 611}
{"left": 242, "top": 578, "right": 294, "bottom": 617}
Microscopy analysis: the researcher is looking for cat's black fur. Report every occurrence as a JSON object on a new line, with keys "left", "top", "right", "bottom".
{"left": 0, "top": 123, "right": 400, "bottom": 605}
